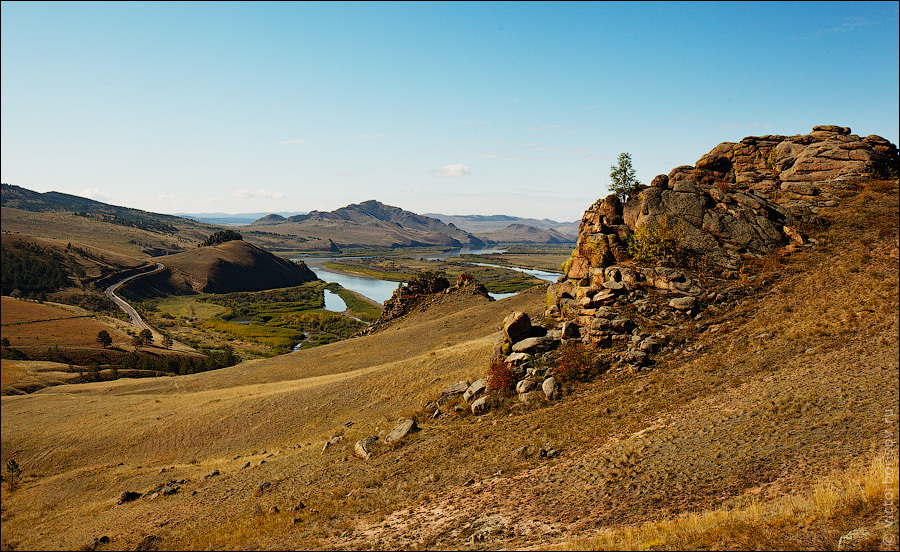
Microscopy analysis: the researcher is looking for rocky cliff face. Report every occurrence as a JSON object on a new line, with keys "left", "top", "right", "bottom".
{"left": 547, "top": 125, "right": 898, "bottom": 351}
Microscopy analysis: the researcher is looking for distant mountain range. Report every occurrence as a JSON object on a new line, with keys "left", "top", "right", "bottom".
{"left": 2, "top": 184, "right": 575, "bottom": 250}
{"left": 424, "top": 213, "right": 579, "bottom": 237}
{"left": 247, "top": 200, "right": 577, "bottom": 246}
{"left": 246, "top": 200, "right": 485, "bottom": 248}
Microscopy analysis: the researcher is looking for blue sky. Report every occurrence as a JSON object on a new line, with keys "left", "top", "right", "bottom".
{"left": 2, "top": 1, "right": 898, "bottom": 222}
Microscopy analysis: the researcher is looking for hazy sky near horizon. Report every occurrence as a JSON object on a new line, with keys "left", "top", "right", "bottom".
{"left": 2, "top": 1, "right": 898, "bottom": 222}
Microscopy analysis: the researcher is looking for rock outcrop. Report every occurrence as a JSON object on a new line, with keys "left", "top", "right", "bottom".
{"left": 563, "top": 126, "right": 898, "bottom": 282}
{"left": 358, "top": 272, "right": 491, "bottom": 336}
{"left": 549, "top": 126, "right": 898, "bottom": 344}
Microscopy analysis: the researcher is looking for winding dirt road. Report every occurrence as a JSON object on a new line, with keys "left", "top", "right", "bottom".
{"left": 104, "top": 262, "right": 165, "bottom": 331}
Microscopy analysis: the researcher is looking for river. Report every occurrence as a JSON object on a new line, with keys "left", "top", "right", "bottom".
{"left": 298, "top": 250, "right": 562, "bottom": 306}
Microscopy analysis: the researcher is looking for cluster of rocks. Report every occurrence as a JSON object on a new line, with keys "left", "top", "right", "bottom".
{"left": 358, "top": 273, "right": 491, "bottom": 336}
{"left": 117, "top": 478, "right": 185, "bottom": 505}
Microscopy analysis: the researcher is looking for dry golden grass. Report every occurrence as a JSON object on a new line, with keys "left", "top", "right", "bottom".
{"left": 0, "top": 297, "right": 133, "bottom": 351}
{"left": 1, "top": 207, "right": 209, "bottom": 257}
{"left": 561, "top": 452, "right": 899, "bottom": 551}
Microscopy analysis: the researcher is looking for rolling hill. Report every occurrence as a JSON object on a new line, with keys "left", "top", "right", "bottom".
{"left": 122, "top": 239, "right": 318, "bottom": 298}
{"left": 474, "top": 222, "right": 575, "bottom": 244}
{"left": 1, "top": 174, "right": 896, "bottom": 551}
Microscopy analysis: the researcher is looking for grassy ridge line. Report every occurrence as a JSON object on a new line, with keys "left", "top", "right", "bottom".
{"left": 322, "top": 261, "right": 409, "bottom": 282}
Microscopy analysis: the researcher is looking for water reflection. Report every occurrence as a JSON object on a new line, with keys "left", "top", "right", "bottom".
{"left": 323, "top": 289, "right": 348, "bottom": 312}
{"left": 467, "top": 262, "right": 562, "bottom": 283}
{"left": 295, "top": 249, "right": 558, "bottom": 305}
{"left": 307, "top": 266, "right": 400, "bottom": 305}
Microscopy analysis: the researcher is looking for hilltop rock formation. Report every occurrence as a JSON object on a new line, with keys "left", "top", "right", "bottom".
{"left": 562, "top": 126, "right": 898, "bottom": 284}
{"left": 543, "top": 125, "right": 898, "bottom": 362}
{"left": 358, "top": 273, "right": 491, "bottom": 336}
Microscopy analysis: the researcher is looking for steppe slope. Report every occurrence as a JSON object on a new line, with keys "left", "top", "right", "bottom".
{"left": 1, "top": 182, "right": 898, "bottom": 551}
{"left": 148, "top": 240, "right": 318, "bottom": 294}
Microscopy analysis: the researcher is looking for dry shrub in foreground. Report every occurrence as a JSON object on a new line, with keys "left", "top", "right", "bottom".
{"left": 487, "top": 358, "right": 516, "bottom": 392}
{"left": 562, "top": 452, "right": 899, "bottom": 551}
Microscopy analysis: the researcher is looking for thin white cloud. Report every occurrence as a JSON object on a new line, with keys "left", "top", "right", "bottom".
{"left": 82, "top": 188, "right": 111, "bottom": 201}
{"left": 809, "top": 16, "right": 873, "bottom": 38}
{"left": 358, "top": 133, "right": 387, "bottom": 139}
{"left": 233, "top": 189, "right": 285, "bottom": 199}
{"left": 278, "top": 139, "right": 306, "bottom": 144}
{"left": 431, "top": 164, "right": 472, "bottom": 178}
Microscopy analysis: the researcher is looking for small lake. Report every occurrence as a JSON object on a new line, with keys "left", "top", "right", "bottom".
{"left": 323, "top": 289, "right": 348, "bottom": 312}
{"left": 307, "top": 266, "right": 401, "bottom": 305}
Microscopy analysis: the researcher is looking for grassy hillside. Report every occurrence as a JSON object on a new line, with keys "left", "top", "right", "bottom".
{"left": 0, "top": 181, "right": 897, "bottom": 551}
{"left": 139, "top": 240, "right": 318, "bottom": 295}
{"left": 0, "top": 206, "right": 220, "bottom": 258}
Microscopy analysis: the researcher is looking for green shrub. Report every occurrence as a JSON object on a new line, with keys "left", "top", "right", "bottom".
{"left": 627, "top": 215, "right": 684, "bottom": 266}
{"left": 3, "top": 459, "right": 23, "bottom": 491}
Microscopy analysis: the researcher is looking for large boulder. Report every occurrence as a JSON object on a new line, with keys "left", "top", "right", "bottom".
{"left": 503, "top": 312, "right": 532, "bottom": 344}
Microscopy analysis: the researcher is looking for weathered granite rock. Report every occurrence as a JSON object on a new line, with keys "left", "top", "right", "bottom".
{"left": 516, "top": 378, "right": 537, "bottom": 394}
{"left": 511, "top": 335, "right": 556, "bottom": 354}
{"left": 546, "top": 126, "right": 898, "bottom": 347}
{"left": 502, "top": 311, "right": 532, "bottom": 344}
{"left": 441, "top": 381, "right": 470, "bottom": 397}
{"left": 384, "top": 418, "right": 419, "bottom": 445}
{"left": 542, "top": 377, "right": 557, "bottom": 399}
{"left": 463, "top": 379, "right": 488, "bottom": 403}
{"left": 470, "top": 396, "right": 490, "bottom": 415}
{"left": 669, "top": 296, "right": 698, "bottom": 311}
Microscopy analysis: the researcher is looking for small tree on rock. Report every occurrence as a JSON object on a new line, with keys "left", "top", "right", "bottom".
{"left": 609, "top": 152, "right": 642, "bottom": 203}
